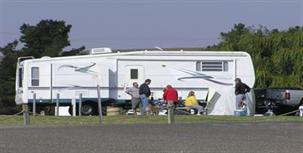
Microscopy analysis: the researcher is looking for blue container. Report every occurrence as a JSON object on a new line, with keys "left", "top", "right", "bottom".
{"left": 234, "top": 109, "right": 247, "bottom": 116}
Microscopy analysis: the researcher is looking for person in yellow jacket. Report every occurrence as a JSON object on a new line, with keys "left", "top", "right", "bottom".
{"left": 185, "top": 91, "right": 204, "bottom": 115}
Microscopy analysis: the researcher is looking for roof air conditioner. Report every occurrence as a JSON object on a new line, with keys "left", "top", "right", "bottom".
{"left": 90, "top": 48, "right": 112, "bottom": 54}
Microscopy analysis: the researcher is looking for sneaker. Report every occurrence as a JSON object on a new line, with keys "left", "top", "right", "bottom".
{"left": 197, "top": 113, "right": 201, "bottom": 116}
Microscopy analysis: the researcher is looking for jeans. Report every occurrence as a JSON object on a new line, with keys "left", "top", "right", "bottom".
{"left": 236, "top": 94, "right": 245, "bottom": 109}
{"left": 140, "top": 94, "right": 149, "bottom": 115}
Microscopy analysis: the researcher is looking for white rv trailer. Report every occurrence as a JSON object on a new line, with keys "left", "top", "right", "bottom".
{"left": 15, "top": 49, "right": 255, "bottom": 115}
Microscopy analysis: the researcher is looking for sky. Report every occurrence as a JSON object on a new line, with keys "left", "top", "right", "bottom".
{"left": 0, "top": 0, "right": 302, "bottom": 50}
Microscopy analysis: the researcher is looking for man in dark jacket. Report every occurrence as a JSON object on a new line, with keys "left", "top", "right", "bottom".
{"left": 234, "top": 78, "right": 251, "bottom": 109}
{"left": 139, "top": 79, "right": 151, "bottom": 115}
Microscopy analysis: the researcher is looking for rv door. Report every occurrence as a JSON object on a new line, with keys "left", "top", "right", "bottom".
{"left": 15, "top": 64, "right": 24, "bottom": 104}
{"left": 124, "top": 66, "right": 144, "bottom": 87}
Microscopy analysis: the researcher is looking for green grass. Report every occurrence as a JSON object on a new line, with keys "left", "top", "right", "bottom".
{"left": 0, "top": 115, "right": 302, "bottom": 126}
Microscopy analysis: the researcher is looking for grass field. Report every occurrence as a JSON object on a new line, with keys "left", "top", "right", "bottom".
{"left": 0, "top": 115, "right": 302, "bottom": 126}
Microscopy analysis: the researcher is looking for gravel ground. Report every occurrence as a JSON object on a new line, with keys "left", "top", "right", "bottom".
{"left": 0, "top": 122, "right": 302, "bottom": 153}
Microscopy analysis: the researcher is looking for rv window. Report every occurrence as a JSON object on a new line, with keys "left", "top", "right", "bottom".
{"left": 198, "top": 61, "right": 228, "bottom": 72}
{"left": 18, "top": 68, "right": 23, "bottom": 87}
{"left": 31, "top": 67, "right": 39, "bottom": 86}
{"left": 223, "top": 61, "right": 228, "bottom": 71}
{"left": 196, "top": 61, "right": 201, "bottom": 71}
{"left": 130, "top": 69, "right": 138, "bottom": 79}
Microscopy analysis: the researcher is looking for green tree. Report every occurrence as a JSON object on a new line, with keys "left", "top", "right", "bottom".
{"left": 218, "top": 23, "right": 250, "bottom": 51}
{"left": 213, "top": 23, "right": 303, "bottom": 88}
{"left": 0, "top": 40, "right": 20, "bottom": 113}
{"left": 0, "top": 19, "right": 84, "bottom": 114}
{"left": 60, "top": 46, "right": 86, "bottom": 56}
{"left": 20, "top": 19, "right": 72, "bottom": 57}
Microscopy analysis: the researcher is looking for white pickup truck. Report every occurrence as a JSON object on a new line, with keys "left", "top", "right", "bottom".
{"left": 255, "top": 88, "right": 303, "bottom": 115}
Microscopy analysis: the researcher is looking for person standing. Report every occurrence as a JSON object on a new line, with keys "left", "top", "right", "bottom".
{"left": 163, "top": 85, "right": 178, "bottom": 105}
{"left": 163, "top": 85, "right": 178, "bottom": 123}
{"left": 125, "top": 82, "right": 140, "bottom": 115}
{"left": 184, "top": 91, "right": 204, "bottom": 115}
{"left": 234, "top": 78, "right": 251, "bottom": 109}
{"left": 139, "top": 79, "right": 151, "bottom": 115}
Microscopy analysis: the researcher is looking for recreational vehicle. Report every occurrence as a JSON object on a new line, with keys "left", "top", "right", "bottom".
{"left": 15, "top": 49, "right": 255, "bottom": 115}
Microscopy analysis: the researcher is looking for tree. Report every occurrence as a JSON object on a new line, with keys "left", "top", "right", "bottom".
{"left": 20, "top": 19, "right": 72, "bottom": 57}
{"left": 0, "top": 40, "right": 20, "bottom": 113}
{"left": 218, "top": 23, "right": 250, "bottom": 51}
{"left": 0, "top": 19, "right": 85, "bottom": 114}
{"left": 60, "top": 46, "right": 86, "bottom": 56}
{"left": 212, "top": 23, "right": 303, "bottom": 88}
{"left": 0, "top": 52, "right": 3, "bottom": 62}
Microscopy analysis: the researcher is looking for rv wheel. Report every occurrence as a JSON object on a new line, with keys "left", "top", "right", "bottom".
{"left": 81, "top": 104, "right": 96, "bottom": 116}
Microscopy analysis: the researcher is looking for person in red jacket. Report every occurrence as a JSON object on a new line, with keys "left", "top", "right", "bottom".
{"left": 163, "top": 85, "right": 178, "bottom": 123}
{"left": 163, "top": 85, "right": 178, "bottom": 105}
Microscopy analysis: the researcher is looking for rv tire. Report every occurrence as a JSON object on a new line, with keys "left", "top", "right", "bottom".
{"left": 81, "top": 103, "right": 96, "bottom": 116}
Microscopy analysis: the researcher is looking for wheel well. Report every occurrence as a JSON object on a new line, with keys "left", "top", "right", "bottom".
{"left": 82, "top": 100, "right": 97, "bottom": 106}
{"left": 81, "top": 99, "right": 116, "bottom": 112}
{"left": 79, "top": 99, "right": 118, "bottom": 116}
{"left": 103, "top": 98, "right": 116, "bottom": 105}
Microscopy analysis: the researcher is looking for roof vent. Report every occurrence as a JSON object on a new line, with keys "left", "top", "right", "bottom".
{"left": 90, "top": 48, "right": 112, "bottom": 54}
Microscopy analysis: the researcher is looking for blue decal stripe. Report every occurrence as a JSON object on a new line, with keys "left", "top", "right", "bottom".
{"left": 176, "top": 69, "right": 233, "bottom": 86}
